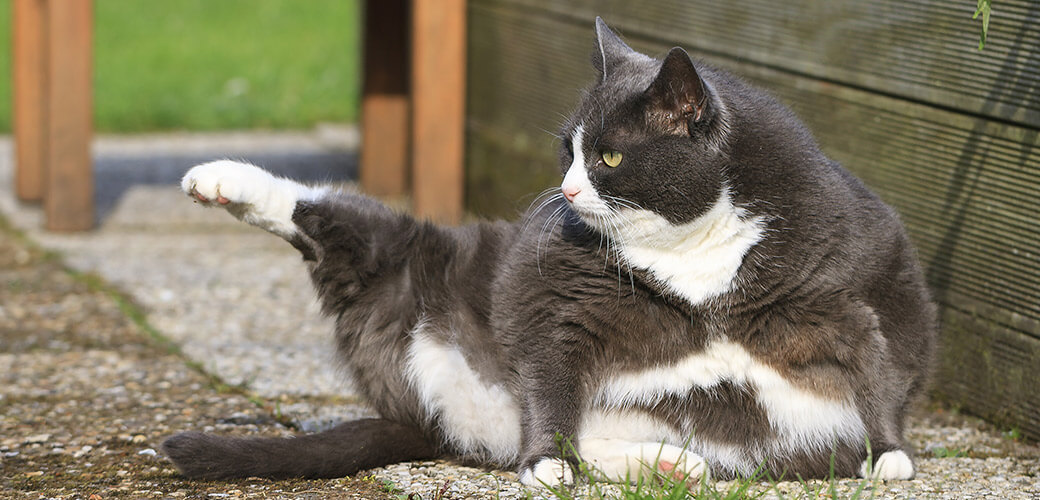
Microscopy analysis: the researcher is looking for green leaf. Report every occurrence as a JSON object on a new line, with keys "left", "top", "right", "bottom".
{"left": 973, "top": 0, "right": 992, "bottom": 49}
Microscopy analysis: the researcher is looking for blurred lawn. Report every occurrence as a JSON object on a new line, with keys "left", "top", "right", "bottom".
{"left": 0, "top": 0, "right": 360, "bottom": 133}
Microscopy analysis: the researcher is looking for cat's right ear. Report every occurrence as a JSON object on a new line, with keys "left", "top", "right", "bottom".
{"left": 592, "top": 17, "right": 637, "bottom": 82}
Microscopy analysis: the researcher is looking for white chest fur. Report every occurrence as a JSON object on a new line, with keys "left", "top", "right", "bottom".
{"left": 615, "top": 190, "right": 766, "bottom": 306}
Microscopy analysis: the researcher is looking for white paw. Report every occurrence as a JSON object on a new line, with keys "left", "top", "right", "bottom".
{"left": 648, "top": 444, "right": 706, "bottom": 483}
{"left": 581, "top": 440, "right": 706, "bottom": 484}
{"left": 518, "top": 457, "right": 574, "bottom": 488}
{"left": 181, "top": 160, "right": 325, "bottom": 238}
{"left": 860, "top": 450, "right": 914, "bottom": 480}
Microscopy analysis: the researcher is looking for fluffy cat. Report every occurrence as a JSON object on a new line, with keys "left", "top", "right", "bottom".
{"left": 163, "top": 19, "right": 936, "bottom": 485}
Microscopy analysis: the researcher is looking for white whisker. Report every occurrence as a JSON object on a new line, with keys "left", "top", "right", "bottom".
{"left": 522, "top": 190, "right": 565, "bottom": 235}
{"left": 536, "top": 204, "right": 567, "bottom": 276}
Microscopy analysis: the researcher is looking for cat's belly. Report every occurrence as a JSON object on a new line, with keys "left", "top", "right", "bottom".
{"left": 591, "top": 340, "right": 867, "bottom": 476}
{"left": 405, "top": 327, "right": 864, "bottom": 474}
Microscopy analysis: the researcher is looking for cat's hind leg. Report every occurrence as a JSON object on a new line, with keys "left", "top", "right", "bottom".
{"left": 181, "top": 160, "right": 327, "bottom": 239}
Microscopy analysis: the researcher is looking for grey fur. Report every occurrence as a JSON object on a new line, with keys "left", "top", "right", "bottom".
{"left": 164, "top": 20, "right": 936, "bottom": 482}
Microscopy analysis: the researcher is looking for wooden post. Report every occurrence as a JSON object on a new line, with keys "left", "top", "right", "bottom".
{"left": 410, "top": 0, "right": 465, "bottom": 224}
{"left": 360, "top": 0, "right": 410, "bottom": 197}
{"left": 12, "top": 0, "right": 45, "bottom": 202}
{"left": 43, "top": 0, "right": 94, "bottom": 231}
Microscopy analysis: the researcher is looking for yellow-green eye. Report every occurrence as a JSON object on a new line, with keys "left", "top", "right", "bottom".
{"left": 602, "top": 150, "right": 623, "bottom": 167}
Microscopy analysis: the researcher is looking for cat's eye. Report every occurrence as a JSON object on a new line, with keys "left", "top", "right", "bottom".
{"left": 601, "top": 150, "right": 623, "bottom": 168}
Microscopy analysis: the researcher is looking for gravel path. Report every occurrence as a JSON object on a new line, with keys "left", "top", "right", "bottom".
{"left": 1, "top": 133, "right": 1038, "bottom": 499}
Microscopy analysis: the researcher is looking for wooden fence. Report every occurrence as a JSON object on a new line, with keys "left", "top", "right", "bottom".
{"left": 11, "top": 0, "right": 467, "bottom": 228}
{"left": 465, "top": 0, "right": 1040, "bottom": 439}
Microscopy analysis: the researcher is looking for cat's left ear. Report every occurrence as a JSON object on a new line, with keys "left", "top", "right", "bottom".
{"left": 645, "top": 47, "right": 710, "bottom": 135}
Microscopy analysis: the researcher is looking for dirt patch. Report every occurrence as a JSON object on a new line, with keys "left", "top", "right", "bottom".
{"left": 0, "top": 222, "right": 393, "bottom": 499}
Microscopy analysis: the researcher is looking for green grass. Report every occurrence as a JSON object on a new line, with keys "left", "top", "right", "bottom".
{"left": 931, "top": 446, "right": 967, "bottom": 458}
{"left": 532, "top": 437, "right": 882, "bottom": 500}
{"left": 0, "top": 0, "right": 360, "bottom": 133}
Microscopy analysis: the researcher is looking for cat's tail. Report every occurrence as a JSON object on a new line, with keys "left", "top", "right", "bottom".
{"left": 162, "top": 418, "right": 439, "bottom": 480}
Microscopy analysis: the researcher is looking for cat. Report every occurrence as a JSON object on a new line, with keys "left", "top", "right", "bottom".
{"left": 162, "top": 18, "right": 936, "bottom": 486}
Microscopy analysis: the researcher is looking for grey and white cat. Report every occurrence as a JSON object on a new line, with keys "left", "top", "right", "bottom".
{"left": 163, "top": 19, "right": 936, "bottom": 485}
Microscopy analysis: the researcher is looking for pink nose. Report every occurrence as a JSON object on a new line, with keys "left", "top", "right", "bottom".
{"left": 562, "top": 185, "right": 581, "bottom": 202}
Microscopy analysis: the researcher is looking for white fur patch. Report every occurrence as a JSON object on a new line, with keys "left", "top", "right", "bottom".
{"left": 405, "top": 326, "right": 521, "bottom": 464}
{"left": 579, "top": 409, "right": 680, "bottom": 444}
{"left": 860, "top": 450, "right": 914, "bottom": 480}
{"left": 181, "top": 160, "right": 326, "bottom": 238}
{"left": 615, "top": 190, "right": 765, "bottom": 306}
{"left": 561, "top": 125, "right": 605, "bottom": 212}
{"left": 594, "top": 340, "right": 866, "bottom": 476}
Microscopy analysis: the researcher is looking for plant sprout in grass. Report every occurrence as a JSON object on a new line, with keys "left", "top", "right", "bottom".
{"left": 932, "top": 447, "right": 967, "bottom": 458}
{"left": 1003, "top": 427, "right": 1022, "bottom": 441}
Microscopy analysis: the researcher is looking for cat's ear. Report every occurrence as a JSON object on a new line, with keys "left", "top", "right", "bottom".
{"left": 593, "top": 17, "right": 637, "bottom": 82}
{"left": 645, "top": 47, "right": 710, "bottom": 135}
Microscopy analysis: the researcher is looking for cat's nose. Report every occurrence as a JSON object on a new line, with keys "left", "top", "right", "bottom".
{"left": 562, "top": 185, "right": 581, "bottom": 202}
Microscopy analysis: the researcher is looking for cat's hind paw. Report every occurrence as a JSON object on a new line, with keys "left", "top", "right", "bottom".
{"left": 518, "top": 457, "right": 574, "bottom": 488}
{"left": 580, "top": 439, "right": 706, "bottom": 486}
{"left": 860, "top": 450, "right": 914, "bottom": 480}
{"left": 653, "top": 449, "right": 707, "bottom": 486}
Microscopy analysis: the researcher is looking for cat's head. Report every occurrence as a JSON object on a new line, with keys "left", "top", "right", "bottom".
{"left": 559, "top": 19, "right": 736, "bottom": 239}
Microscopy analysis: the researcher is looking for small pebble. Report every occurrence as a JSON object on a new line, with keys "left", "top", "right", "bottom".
{"left": 25, "top": 434, "right": 51, "bottom": 444}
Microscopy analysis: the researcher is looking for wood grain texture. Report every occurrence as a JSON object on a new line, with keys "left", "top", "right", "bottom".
{"left": 411, "top": 0, "right": 466, "bottom": 224}
{"left": 43, "top": 0, "right": 94, "bottom": 231}
{"left": 466, "top": 0, "right": 1040, "bottom": 439}
{"left": 12, "top": 0, "right": 45, "bottom": 202}
{"left": 360, "top": 0, "right": 410, "bottom": 197}
{"left": 501, "top": 0, "right": 1040, "bottom": 130}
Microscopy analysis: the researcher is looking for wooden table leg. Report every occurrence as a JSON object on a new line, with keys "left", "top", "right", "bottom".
{"left": 12, "top": 0, "right": 45, "bottom": 202}
{"left": 360, "top": 0, "right": 410, "bottom": 198}
{"left": 43, "top": 0, "right": 94, "bottom": 231}
{"left": 410, "top": 0, "right": 465, "bottom": 224}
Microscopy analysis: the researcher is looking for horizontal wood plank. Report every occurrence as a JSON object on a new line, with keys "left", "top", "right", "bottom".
{"left": 496, "top": 0, "right": 1040, "bottom": 130}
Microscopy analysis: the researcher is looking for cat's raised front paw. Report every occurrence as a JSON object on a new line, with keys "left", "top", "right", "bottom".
{"left": 180, "top": 160, "right": 325, "bottom": 238}
{"left": 518, "top": 457, "right": 574, "bottom": 488}
{"left": 181, "top": 160, "right": 277, "bottom": 207}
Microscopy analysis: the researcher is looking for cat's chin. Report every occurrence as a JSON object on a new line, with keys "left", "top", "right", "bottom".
{"left": 564, "top": 204, "right": 614, "bottom": 233}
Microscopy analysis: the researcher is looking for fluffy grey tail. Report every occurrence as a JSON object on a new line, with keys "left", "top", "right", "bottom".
{"left": 162, "top": 418, "right": 438, "bottom": 480}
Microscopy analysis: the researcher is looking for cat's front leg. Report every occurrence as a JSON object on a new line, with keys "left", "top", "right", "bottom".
{"left": 515, "top": 348, "right": 585, "bottom": 488}
{"left": 181, "top": 160, "right": 327, "bottom": 239}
